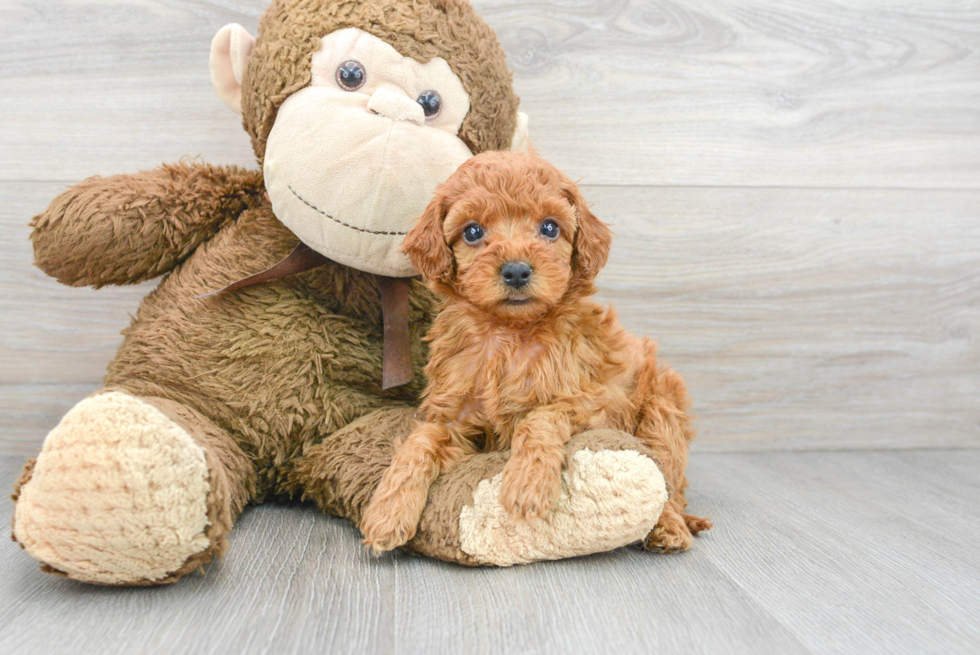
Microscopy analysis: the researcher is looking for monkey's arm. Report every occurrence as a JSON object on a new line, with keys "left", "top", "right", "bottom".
{"left": 30, "top": 162, "right": 264, "bottom": 287}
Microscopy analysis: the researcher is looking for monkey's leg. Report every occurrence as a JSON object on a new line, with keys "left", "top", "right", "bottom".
{"left": 11, "top": 389, "right": 256, "bottom": 585}
{"left": 288, "top": 408, "right": 668, "bottom": 566}
{"left": 631, "top": 361, "right": 712, "bottom": 553}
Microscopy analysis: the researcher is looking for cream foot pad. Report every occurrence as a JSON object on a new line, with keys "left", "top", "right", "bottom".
{"left": 459, "top": 448, "right": 667, "bottom": 566}
{"left": 13, "top": 391, "right": 212, "bottom": 584}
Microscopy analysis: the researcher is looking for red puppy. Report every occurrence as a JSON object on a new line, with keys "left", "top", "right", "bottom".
{"left": 360, "top": 151, "right": 711, "bottom": 554}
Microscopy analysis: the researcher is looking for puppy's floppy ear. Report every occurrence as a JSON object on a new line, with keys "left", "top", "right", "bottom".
{"left": 564, "top": 179, "right": 612, "bottom": 282}
{"left": 402, "top": 191, "right": 455, "bottom": 287}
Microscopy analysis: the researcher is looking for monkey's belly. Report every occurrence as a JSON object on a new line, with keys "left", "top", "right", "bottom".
{"left": 104, "top": 274, "right": 424, "bottom": 475}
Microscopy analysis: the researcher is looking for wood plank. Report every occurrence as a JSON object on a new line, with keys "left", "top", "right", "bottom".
{"left": 1, "top": 1, "right": 978, "bottom": 188}
{"left": 0, "top": 0, "right": 262, "bottom": 180}
{"left": 393, "top": 450, "right": 980, "bottom": 653}
{"left": 0, "top": 181, "right": 155, "bottom": 454}
{"left": 3, "top": 451, "right": 978, "bottom": 654}
{"left": 0, "top": 181, "right": 154, "bottom": 388}
{"left": 493, "top": 0, "right": 980, "bottom": 188}
{"left": 0, "top": 384, "right": 102, "bottom": 455}
{"left": 691, "top": 450, "right": 980, "bottom": 654}
{"left": 393, "top": 540, "right": 808, "bottom": 655}
{"left": 589, "top": 185, "right": 980, "bottom": 451}
{"left": 4, "top": 181, "right": 977, "bottom": 453}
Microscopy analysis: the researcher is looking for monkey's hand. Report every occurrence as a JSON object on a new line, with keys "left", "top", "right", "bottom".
{"left": 31, "top": 162, "right": 263, "bottom": 287}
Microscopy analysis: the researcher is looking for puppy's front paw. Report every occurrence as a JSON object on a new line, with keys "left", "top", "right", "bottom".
{"left": 498, "top": 459, "right": 563, "bottom": 520}
{"left": 360, "top": 493, "right": 423, "bottom": 554}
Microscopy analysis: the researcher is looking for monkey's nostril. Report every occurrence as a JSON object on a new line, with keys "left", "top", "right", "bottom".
{"left": 500, "top": 261, "right": 532, "bottom": 289}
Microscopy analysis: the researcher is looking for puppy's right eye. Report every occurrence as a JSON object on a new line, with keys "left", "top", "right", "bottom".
{"left": 462, "top": 223, "right": 485, "bottom": 245}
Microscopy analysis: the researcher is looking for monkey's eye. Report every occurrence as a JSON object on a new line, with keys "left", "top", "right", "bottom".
{"left": 462, "top": 223, "right": 485, "bottom": 245}
{"left": 539, "top": 219, "right": 560, "bottom": 240}
{"left": 417, "top": 90, "right": 442, "bottom": 119}
{"left": 336, "top": 60, "right": 366, "bottom": 91}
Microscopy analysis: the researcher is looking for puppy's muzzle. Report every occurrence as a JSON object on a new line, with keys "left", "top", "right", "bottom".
{"left": 500, "top": 261, "right": 532, "bottom": 289}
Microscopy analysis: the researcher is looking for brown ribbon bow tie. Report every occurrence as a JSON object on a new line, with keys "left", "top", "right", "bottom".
{"left": 197, "top": 243, "right": 415, "bottom": 390}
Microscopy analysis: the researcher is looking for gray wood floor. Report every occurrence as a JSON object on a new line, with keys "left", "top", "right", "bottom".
{"left": 2, "top": 1, "right": 979, "bottom": 653}
{"left": 3, "top": 451, "right": 979, "bottom": 655}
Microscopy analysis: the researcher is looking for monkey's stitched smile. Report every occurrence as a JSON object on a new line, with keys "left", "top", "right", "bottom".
{"left": 287, "top": 185, "right": 409, "bottom": 236}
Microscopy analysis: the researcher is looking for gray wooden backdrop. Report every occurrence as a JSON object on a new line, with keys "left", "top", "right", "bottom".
{"left": 1, "top": 0, "right": 978, "bottom": 454}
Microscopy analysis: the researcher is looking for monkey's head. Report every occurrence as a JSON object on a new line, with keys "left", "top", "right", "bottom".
{"left": 210, "top": 0, "right": 528, "bottom": 277}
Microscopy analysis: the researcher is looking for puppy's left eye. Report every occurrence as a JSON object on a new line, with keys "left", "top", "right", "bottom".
{"left": 539, "top": 219, "right": 560, "bottom": 240}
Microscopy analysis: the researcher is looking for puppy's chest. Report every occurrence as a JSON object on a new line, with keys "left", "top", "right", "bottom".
{"left": 467, "top": 339, "right": 580, "bottom": 422}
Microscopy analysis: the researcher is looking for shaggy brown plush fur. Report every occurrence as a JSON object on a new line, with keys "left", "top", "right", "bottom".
{"left": 31, "top": 163, "right": 265, "bottom": 288}
{"left": 361, "top": 152, "right": 711, "bottom": 553}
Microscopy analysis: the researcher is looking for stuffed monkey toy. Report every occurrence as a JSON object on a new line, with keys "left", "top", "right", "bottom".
{"left": 10, "top": 0, "right": 669, "bottom": 585}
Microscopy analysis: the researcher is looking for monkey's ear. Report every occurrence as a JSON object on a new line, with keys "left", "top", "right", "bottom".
{"left": 565, "top": 181, "right": 612, "bottom": 283}
{"left": 510, "top": 113, "right": 532, "bottom": 152}
{"left": 210, "top": 23, "right": 256, "bottom": 114}
{"left": 401, "top": 194, "right": 456, "bottom": 289}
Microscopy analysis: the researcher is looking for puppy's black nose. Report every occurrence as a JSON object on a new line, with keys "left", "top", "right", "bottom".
{"left": 500, "top": 261, "right": 532, "bottom": 289}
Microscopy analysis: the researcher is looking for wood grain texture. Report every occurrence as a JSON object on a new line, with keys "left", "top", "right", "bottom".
{"left": 0, "top": 183, "right": 154, "bottom": 383}
{"left": 591, "top": 185, "right": 980, "bottom": 451}
{"left": 0, "top": 0, "right": 264, "bottom": 180}
{"left": 1, "top": 1, "right": 978, "bottom": 187}
{"left": 3, "top": 181, "right": 977, "bottom": 453}
{"left": 3, "top": 451, "right": 979, "bottom": 654}
{"left": 0, "top": 384, "right": 106, "bottom": 453}
{"left": 491, "top": 0, "right": 980, "bottom": 188}
{"left": 393, "top": 543, "right": 808, "bottom": 654}
{"left": 1, "top": 3, "right": 978, "bottom": 452}
{"left": 691, "top": 450, "right": 980, "bottom": 654}
{"left": 0, "top": 181, "right": 156, "bottom": 452}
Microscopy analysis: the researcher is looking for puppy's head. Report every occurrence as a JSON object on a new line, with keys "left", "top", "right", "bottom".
{"left": 402, "top": 151, "right": 611, "bottom": 322}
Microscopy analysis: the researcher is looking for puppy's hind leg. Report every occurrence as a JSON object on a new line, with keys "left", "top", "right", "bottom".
{"left": 631, "top": 348, "right": 711, "bottom": 553}
{"left": 684, "top": 512, "right": 713, "bottom": 535}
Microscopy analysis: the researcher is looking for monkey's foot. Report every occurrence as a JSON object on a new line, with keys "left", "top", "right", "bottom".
{"left": 12, "top": 391, "right": 213, "bottom": 584}
{"left": 456, "top": 431, "right": 667, "bottom": 566}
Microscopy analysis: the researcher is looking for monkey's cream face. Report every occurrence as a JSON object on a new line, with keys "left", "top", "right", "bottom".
{"left": 263, "top": 28, "right": 474, "bottom": 277}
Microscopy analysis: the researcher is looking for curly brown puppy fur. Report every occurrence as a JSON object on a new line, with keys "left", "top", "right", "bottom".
{"left": 360, "top": 151, "right": 711, "bottom": 554}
